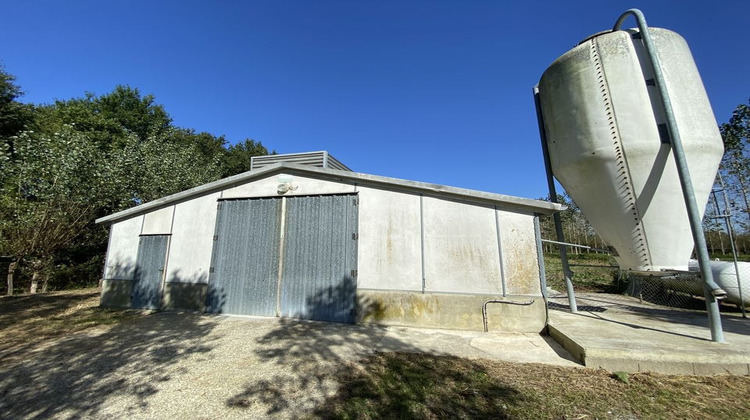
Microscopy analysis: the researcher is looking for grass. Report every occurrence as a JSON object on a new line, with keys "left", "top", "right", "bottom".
{"left": 0, "top": 287, "right": 146, "bottom": 366}
{"left": 3, "top": 289, "right": 750, "bottom": 419}
{"left": 315, "top": 352, "right": 750, "bottom": 419}
{"left": 544, "top": 252, "right": 624, "bottom": 293}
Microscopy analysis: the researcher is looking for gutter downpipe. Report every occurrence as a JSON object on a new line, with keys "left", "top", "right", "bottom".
{"left": 533, "top": 86, "right": 578, "bottom": 313}
{"left": 614, "top": 9, "right": 725, "bottom": 342}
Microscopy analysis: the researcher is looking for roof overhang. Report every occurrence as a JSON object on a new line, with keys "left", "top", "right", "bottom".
{"left": 96, "top": 163, "right": 564, "bottom": 225}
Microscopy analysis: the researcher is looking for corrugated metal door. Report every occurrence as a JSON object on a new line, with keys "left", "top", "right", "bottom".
{"left": 280, "top": 194, "right": 358, "bottom": 323}
{"left": 206, "top": 198, "right": 281, "bottom": 315}
{"left": 132, "top": 235, "right": 169, "bottom": 310}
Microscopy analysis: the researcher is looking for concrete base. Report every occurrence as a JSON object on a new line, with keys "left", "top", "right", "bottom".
{"left": 163, "top": 282, "right": 207, "bottom": 312}
{"left": 100, "top": 279, "right": 133, "bottom": 308}
{"left": 548, "top": 293, "right": 750, "bottom": 375}
{"left": 357, "top": 290, "right": 546, "bottom": 333}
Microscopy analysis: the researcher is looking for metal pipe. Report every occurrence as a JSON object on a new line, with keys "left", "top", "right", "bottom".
{"left": 533, "top": 85, "right": 578, "bottom": 313}
{"left": 541, "top": 238, "right": 611, "bottom": 253}
{"left": 420, "top": 194, "right": 426, "bottom": 293}
{"left": 534, "top": 215, "right": 550, "bottom": 327}
{"left": 614, "top": 9, "right": 724, "bottom": 342}
{"left": 495, "top": 207, "right": 507, "bottom": 297}
{"left": 482, "top": 299, "right": 535, "bottom": 332}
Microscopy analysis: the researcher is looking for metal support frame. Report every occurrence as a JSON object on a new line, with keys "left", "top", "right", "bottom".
{"left": 533, "top": 86, "right": 578, "bottom": 313}
{"left": 614, "top": 9, "right": 725, "bottom": 342}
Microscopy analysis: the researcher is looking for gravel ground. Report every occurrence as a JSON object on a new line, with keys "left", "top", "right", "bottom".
{"left": 0, "top": 313, "right": 576, "bottom": 419}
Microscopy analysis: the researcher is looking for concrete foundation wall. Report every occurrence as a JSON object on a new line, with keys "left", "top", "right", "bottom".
{"left": 357, "top": 290, "right": 545, "bottom": 333}
{"left": 164, "top": 193, "right": 220, "bottom": 285}
{"left": 221, "top": 173, "right": 355, "bottom": 198}
{"left": 162, "top": 282, "right": 208, "bottom": 311}
{"left": 357, "top": 187, "right": 422, "bottom": 291}
{"left": 100, "top": 279, "right": 134, "bottom": 308}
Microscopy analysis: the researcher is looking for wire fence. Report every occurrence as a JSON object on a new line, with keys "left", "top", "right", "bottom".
{"left": 623, "top": 272, "right": 709, "bottom": 310}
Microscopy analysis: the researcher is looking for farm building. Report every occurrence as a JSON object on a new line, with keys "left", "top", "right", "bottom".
{"left": 96, "top": 151, "right": 563, "bottom": 332}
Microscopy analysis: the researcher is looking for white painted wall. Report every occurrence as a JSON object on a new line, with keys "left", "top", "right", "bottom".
{"left": 498, "top": 212, "right": 541, "bottom": 295}
{"left": 357, "top": 187, "right": 422, "bottom": 291}
{"left": 164, "top": 193, "right": 221, "bottom": 284}
{"left": 104, "top": 215, "right": 144, "bottom": 280}
{"left": 141, "top": 206, "right": 174, "bottom": 235}
{"left": 222, "top": 173, "right": 355, "bottom": 199}
{"left": 102, "top": 173, "right": 543, "bottom": 302}
{"left": 422, "top": 197, "right": 503, "bottom": 294}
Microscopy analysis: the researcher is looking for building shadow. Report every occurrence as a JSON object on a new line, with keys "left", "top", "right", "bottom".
{"left": 225, "top": 276, "right": 524, "bottom": 417}
{"left": 0, "top": 310, "right": 221, "bottom": 419}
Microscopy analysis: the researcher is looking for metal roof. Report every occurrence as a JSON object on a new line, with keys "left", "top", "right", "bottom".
{"left": 96, "top": 163, "right": 564, "bottom": 225}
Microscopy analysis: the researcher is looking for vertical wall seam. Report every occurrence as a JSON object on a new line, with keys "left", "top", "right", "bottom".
{"left": 162, "top": 205, "right": 178, "bottom": 287}
{"left": 276, "top": 196, "right": 287, "bottom": 317}
{"left": 158, "top": 235, "right": 173, "bottom": 309}
{"left": 420, "top": 195, "right": 426, "bottom": 293}
{"left": 533, "top": 214, "right": 549, "bottom": 299}
{"left": 494, "top": 207, "right": 507, "bottom": 297}
{"left": 102, "top": 224, "right": 115, "bottom": 281}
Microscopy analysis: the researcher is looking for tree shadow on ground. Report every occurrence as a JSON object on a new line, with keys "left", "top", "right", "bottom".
{"left": 226, "top": 277, "right": 525, "bottom": 418}
{"left": 0, "top": 310, "right": 221, "bottom": 419}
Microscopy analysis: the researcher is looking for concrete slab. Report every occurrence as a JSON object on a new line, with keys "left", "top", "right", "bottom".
{"left": 374, "top": 326, "right": 580, "bottom": 366}
{"left": 548, "top": 292, "right": 750, "bottom": 375}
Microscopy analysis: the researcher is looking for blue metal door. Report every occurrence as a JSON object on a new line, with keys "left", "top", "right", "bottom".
{"left": 132, "top": 235, "right": 169, "bottom": 310}
{"left": 280, "top": 194, "right": 358, "bottom": 323}
{"left": 206, "top": 198, "right": 282, "bottom": 315}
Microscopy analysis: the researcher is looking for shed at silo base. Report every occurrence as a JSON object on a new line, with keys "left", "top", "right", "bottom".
{"left": 96, "top": 154, "right": 562, "bottom": 333}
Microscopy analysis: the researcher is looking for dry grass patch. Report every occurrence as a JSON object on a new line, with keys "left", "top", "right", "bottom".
{"left": 315, "top": 352, "right": 750, "bottom": 419}
{"left": 0, "top": 288, "right": 146, "bottom": 366}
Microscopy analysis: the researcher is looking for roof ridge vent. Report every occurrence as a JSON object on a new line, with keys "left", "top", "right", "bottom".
{"left": 250, "top": 151, "right": 352, "bottom": 171}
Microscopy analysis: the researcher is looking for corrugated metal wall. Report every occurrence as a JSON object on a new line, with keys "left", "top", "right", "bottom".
{"left": 132, "top": 235, "right": 169, "bottom": 309}
{"left": 206, "top": 198, "right": 281, "bottom": 315}
{"left": 205, "top": 194, "right": 358, "bottom": 323}
{"left": 280, "top": 194, "right": 358, "bottom": 323}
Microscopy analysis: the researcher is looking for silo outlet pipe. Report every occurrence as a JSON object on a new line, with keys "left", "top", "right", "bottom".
{"left": 614, "top": 9, "right": 725, "bottom": 342}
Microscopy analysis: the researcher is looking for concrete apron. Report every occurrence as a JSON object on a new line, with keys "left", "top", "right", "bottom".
{"left": 547, "top": 293, "right": 750, "bottom": 375}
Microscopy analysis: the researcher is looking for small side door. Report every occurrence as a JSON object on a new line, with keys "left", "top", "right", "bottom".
{"left": 132, "top": 235, "right": 170, "bottom": 310}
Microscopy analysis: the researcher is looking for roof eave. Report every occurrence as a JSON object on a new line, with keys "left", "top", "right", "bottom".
{"left": 96, "top": 163, "right": 564, "bottom": 225}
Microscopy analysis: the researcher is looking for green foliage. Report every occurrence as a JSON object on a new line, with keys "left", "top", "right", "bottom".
{"left": 717, "top": 100, "right": 750, "bottom": 234}
{"left": 223, "top": 138, "right": 272, "bottom": 177}
{"left": 612, "top": 371, "right": 630, "bottom": 384}
{"left": 0, "top": 68, "right": 272, "bottom": 292}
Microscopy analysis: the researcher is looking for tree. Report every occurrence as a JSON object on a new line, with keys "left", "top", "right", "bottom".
{"left": 223, "top": 139, "right": 272, "bottom": 177}
{"left": 0, "top": 127, "right": 109, "bottom": 293}
{"left": 718, "top": 101, "right": 750, "bottom": 234}
{"left": 0, "top": 69, "right": 273, "bottom": 293}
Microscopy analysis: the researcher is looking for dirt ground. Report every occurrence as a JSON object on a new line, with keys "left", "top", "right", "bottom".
{"left": 2, "top": 289, "right": 750, "bottom": 419}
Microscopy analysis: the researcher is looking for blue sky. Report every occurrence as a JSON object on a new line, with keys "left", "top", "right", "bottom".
{"left": 2, "top": 1, "right": 747, "bottom": 199}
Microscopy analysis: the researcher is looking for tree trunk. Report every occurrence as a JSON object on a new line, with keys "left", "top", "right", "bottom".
{"left": 29, "top": 260, "right": 42, "bottom": 294}
{"left": 41, "top": 273, "right": 50, "bottom": 293}
{"left": 6, "top": 261, "right": 16, "bottom": 296}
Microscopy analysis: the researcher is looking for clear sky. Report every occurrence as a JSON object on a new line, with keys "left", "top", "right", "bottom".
{"left": 2, "top": 1, "right": 747, "bottom": 199}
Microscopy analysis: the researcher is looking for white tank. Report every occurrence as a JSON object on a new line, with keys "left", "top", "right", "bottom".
{"left": 538, "top": 28, "right": 724, "bottom": 272}
{"left": 689, "top": 260, "right": 750, "bottom": 306}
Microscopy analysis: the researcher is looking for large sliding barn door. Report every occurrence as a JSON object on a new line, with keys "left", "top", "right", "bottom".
{"left": 206, "top": 198, "right": 281, "bottom": 315}
{"left": 132, "top": 235, "right": 170, "bottom": 310}
{"left": 205, "top": 194, "right": 358, "bottom": 323}
{"left": 280, "top": 195, "right": 358, "bottom": 323}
